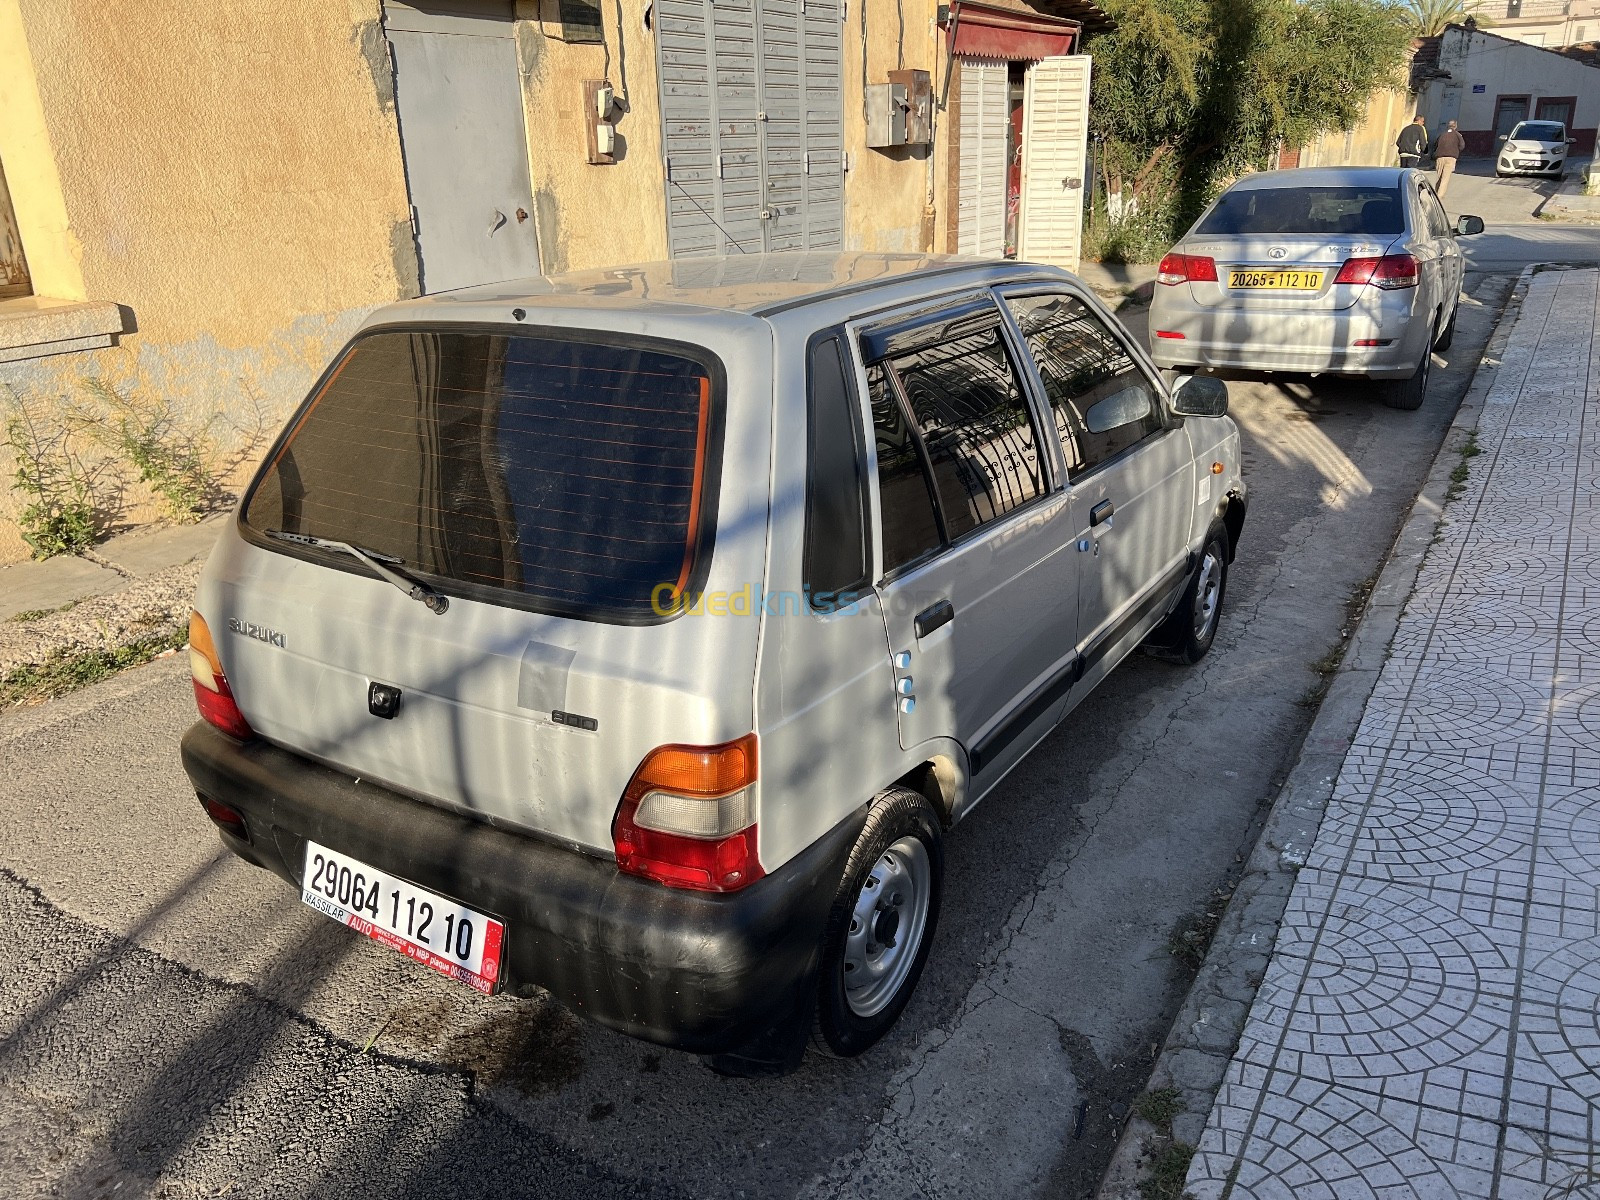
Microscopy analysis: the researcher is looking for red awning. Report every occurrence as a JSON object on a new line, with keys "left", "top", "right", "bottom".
{"left": 943, "top": 2, "right": 1080, "bottom": 60}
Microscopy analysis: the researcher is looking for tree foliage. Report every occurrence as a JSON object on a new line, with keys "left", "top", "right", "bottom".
{"left": 1402, "top": 0, "right": 1481, "bottom": 37}
{"left": 1086, "top": 0, "right": 1413, "bottom": 256}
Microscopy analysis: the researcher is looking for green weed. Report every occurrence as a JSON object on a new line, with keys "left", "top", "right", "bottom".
{"left": 1139, "top": 1142, "right": 1197, "bottom": 1200}
{"left": 3, "top": 392, "right": 103, "bottom": 558}
{"left": 0, "top": 626, "right": 188, "bottom": 707}
{"left": 79, "top": 379, "right": 211, "bottom": 523}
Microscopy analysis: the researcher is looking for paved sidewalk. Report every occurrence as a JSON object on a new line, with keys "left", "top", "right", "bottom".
{"left": 1186, "top": 267, "right": 1600, "bottom": 1198}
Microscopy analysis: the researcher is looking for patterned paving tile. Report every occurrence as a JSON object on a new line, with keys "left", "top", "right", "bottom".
{"left": 1187, "top": 269, "right": 1600, "bottom": 1199}
{"left": 1303, "top": 757, "right": 1538, "bottom": 884}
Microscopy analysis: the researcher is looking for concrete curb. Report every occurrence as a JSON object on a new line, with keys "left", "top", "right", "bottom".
{"left": 1094, "top": 267, "right": 1535, "bottom": 1199}
{"left": 1538, "top": 176, "right": 1600, "bottom": 223}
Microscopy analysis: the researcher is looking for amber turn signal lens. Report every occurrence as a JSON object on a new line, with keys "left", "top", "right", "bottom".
{"left": 630, "top": 734, "right": 758, "bottom": 797}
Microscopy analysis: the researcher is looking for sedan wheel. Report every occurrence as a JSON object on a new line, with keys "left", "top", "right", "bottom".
{"left": 1382, "top": 320, "right": 1436, "bottom": 411}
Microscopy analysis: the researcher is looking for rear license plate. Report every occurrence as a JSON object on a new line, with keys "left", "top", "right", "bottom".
{"left": 301, "top": 841, "right": 505, "bottom": 995}
{"left": 1227, "top": 269, "right": 1325, "bottom": 291}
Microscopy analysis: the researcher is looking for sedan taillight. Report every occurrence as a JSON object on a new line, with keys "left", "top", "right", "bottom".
{"left": 1157, "top": 253, "right": 1219, "bottom": 285}
{"left": 1334, "top": 253, "right": 1419, "bottom": 291}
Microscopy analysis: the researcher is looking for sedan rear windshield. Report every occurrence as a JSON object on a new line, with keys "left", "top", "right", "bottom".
{"left": 1195, "top": 186, "right": 1405, "bottom": 236}
{"left": 1511, "top": 122, "right": 1565, "bottom": 142}
{"left": 243, "top": 329, "right": 720, "bottom": 621}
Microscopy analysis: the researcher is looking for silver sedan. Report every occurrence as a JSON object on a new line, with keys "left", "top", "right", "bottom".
{"left": 1148, "top": 167, "right": 1483, "bottom": 410}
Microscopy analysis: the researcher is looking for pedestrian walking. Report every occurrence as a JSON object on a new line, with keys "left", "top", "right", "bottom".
{"left": 1396, "top": 115, "right": 1428, "bottom": 169}
{"left": 1434, "top": 119, "right": 1465, "bottom": 199}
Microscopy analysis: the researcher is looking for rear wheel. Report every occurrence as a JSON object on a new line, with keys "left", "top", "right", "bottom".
{"left": 1382, "top": 321, "right": 1436, "bottom": 411}
{"left": 1434, "top": 302, "right": 1458, "bottom": 352}
{"left": 814, "top": 787, "right": 942, "bottom": 1057}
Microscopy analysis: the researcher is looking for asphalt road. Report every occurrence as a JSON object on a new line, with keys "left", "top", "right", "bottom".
{"left": 0, "top": 268, "right": 1521, "bottom": 1198}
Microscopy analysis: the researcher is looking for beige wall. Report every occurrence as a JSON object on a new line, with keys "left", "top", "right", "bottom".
{"left": 1299, "top": 87, "right": 1414, "bottom": 169}
{"left": 842, "top": 0, "right": 942, "bottom": 253}
{"left": 11, "top": 0, "right": 412, "bottom": 343}
{"left": 518, "top": 0, "right": 669, "bottom": 272}
{"left": 0, "top": 0, "right": 413, "bottom": 562}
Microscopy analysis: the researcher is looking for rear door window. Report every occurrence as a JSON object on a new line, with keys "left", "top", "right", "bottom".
{"left": 243, "top": 329, "right": 721, "bottom": 621}
{"left": 1419, "top": 184, "right": 1451, "bottom": 238}
{"left": 860, "top": 301, "right": 1046, "bottom": 573}
{"left": 1196, "top": 186, "right": 1406, "bottom": 236}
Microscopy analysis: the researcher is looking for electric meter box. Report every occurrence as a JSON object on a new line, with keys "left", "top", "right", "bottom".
{"left": 865, "top": 83, "right": 908, "bottom": 148}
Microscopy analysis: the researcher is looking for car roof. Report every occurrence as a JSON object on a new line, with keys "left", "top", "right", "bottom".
{"left": 367, "top": 252, "right": 1026, "bottom": 324}
{"left": 1225, "top": 167, "right": 1410, "bottom": 191}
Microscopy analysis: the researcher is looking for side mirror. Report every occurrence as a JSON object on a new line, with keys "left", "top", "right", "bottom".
{"left": 1456, "top": 214, "right": 1485, "bottom": 236}
{"left": 1170, "top": 374, "right": 1229, "bottom": 418}
{"left": 1569, "top": 137, "right": 1578, "bottom": 146}
{"left": 1497, "top": 134, "right": 1507, "bottom": 143}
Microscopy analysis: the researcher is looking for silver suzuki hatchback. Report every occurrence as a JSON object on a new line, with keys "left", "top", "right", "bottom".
{"left": 181, "top": 253, "right": 1247, "bottom": 1070}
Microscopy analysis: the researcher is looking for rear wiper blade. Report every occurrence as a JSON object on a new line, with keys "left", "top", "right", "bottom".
{"left": 265, "top": 530, "right": 449, "bottom": 615}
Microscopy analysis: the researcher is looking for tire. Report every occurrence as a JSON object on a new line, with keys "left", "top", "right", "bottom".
{"left": 1434, "top": 302, "right": 1457, "bottom": 352}
{"left": 814, "top": 787, "right": 943, "bottom": 1057}
{"left": 1146, "top": 525, "right": 1229, "bottom": 665}
{"left": 1382, "top": 321, "right": 1436, "bottom": 411}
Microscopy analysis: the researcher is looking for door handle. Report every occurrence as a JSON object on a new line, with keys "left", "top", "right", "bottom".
{"left": 1090, "top": 499, "right": 1115, "bottom": 528}
{"left": 914, "top": 599, "right": 955, "bottom": 638}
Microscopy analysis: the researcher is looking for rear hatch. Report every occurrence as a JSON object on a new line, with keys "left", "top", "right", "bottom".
{"left": 203, "top": 321, "right": 766, "bottom": 854}
{"left": 1178, "top": 183, "right": 1405, "bottom": 312}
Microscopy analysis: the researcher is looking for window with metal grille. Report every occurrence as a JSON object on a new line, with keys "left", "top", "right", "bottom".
{"left": 863, "top": 304, "right": 1044, "bottom": 572}
{"left": 243, "top": 329, "right": 720, "bottom": 621}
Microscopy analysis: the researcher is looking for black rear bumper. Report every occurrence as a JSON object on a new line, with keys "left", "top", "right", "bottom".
{"left": 180, "top": 722, "right": 860, "bottom": 1054}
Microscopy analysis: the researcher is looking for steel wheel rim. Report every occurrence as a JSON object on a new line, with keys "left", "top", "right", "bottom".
{"left": 1193, "top": 548, "right": 1222, "bottom": 641}
{"left": 843, "top": 836, "right": 932, "bottom": 1018}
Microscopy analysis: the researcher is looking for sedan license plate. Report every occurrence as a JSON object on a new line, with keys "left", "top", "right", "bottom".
{"left": 1228, "top": 269, "right": 1324, "bottom": 291}
{"left": 301, "top": 842, "right": 505, "bottom": 995}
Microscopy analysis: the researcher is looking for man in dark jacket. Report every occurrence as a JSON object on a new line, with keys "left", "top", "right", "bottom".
{"left": 1434, "top": 120, "right": 1465, "bottom": 198}
{"left": 1397, "top": 116, "right": 1429, "bottom": 168}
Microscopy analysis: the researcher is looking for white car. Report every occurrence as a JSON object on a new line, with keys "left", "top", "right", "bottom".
{"left": 1496, "top": 120, "right": 1574, "bottom": 178}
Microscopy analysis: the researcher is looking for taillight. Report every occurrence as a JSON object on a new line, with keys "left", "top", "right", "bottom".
{"left": 612, "top": 734, "right": 762, "bottom": 892}
{"left": 1156, "top": 253, "right": 1219, "bottom": 285}
{"left": 189, "top": 611, "right": 254, "bottom": 740}
{"left": 1334, "top": 253, "right": 1419, "bottom": 290}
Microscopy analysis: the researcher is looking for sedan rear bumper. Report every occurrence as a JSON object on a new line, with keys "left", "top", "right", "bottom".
{"left": 1149, "top": 290, "right": 1431, "bottom": 378}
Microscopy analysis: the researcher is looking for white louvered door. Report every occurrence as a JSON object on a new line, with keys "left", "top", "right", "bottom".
{"left": 955, "top": 56, "right": 1009, "bottom": 258}
{"left": 1018, "top": 55, "right": 1092, "bottom": 271}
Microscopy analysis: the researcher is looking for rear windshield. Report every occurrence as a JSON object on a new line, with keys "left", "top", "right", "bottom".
{"left": 243, "top": 329, "right": 720, "bottom": 621}
{"left": 1512, "top": 121, "right": 1565, "bottom": 141}
{"left": 1195, "top": 186, "right": 1405, "bottom": 236}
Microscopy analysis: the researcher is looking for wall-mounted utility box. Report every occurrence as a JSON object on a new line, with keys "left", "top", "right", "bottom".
{"left": 890, "top": 69, "right": 933, "bottom": 145}
{"left": 865, "top": 83, "right": 908, "bottom": 148}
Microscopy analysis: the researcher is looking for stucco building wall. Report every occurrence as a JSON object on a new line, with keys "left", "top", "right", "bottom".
{"left": 1299, "top": 87, "right": 1415, "bottom": 169}
{"left": 0, "top": 0, "right": 414, "bottom": 561}
{"left": 517, "top": 0, "right": 670, "bottom": 272}
{"left": 1419, "top": 26, "right": 1600, "bottom": 155}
